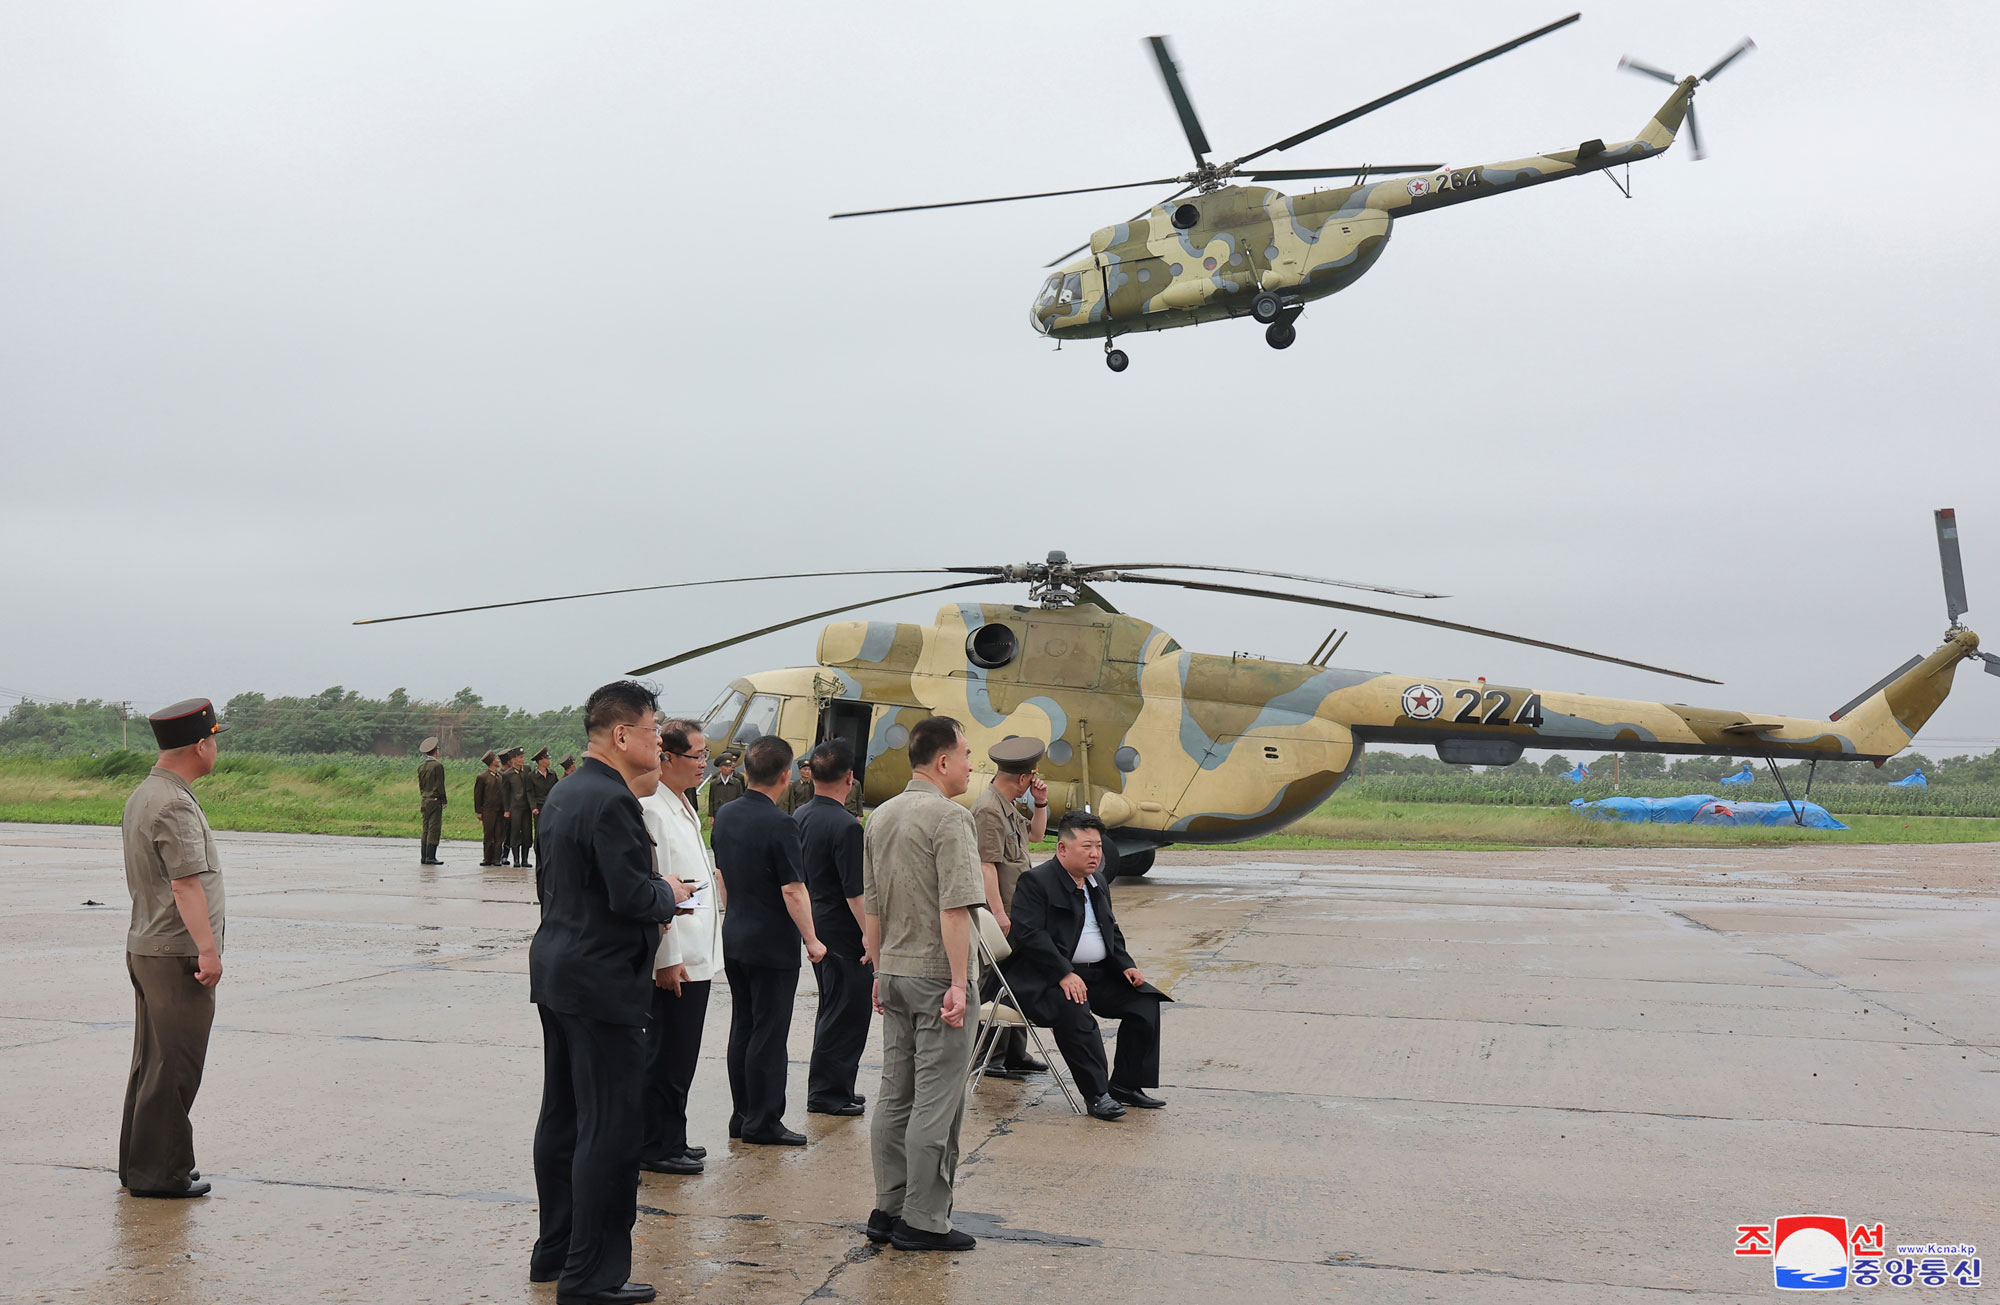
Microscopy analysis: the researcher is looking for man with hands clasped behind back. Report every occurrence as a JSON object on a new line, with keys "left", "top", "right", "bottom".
{"left": 710, "top": 734, "right": 827, "bottom": 1147}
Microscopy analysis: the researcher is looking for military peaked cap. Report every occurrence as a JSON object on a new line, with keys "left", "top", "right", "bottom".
{"left": 531, "top": 747, "right": 549, "bottom": 762}
{"left": 990, "top": 736, "right": 1046, "bottom": 775}
{"left": 559, "top": 755, "right": 576, "bottom": 768}
{"left": 481, "top": 750, "right": 498, "bottom": 765}
{"left": 149, "top": 699, "right": 226, "bottom": 750}
{"left": 419, "top": 736, "right": 440, "bottom": 754}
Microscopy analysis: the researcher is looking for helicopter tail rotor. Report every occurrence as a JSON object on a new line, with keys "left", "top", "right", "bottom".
{"left": 1617, "top": 37, "right": 1754, "bottom": 161}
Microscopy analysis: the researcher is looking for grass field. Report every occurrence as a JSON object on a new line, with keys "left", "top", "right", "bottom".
{"left": 5, "top": 752, "right": 1999, "bottom": 850}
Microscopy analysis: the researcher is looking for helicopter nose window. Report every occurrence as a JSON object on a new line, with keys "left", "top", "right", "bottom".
{"left": 966, "top": 623, "right": 1019, "bottom": 670}
{"left": 1059, "top": 273, "right": 1081, "bottom": 306}
{"left": 734, "top": 694, "right": 782, "bottom": 744}
{"left": 1036, "top": 275, "right": 1062, "bottom": 310}
{"left": 1171, "top": 203, "right": 1200, "bottom": 230}
{"left": 701, "top": 689, "right": 747, "bottom": 743}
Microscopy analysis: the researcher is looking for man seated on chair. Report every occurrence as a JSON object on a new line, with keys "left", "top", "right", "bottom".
{"left": 1000, "top": 811, "right": 1169, "bottom": 1121}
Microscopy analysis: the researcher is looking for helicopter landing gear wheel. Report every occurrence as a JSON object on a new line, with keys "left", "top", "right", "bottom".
{"left": 1251, "top": 291, "right": 1283, "bottom": 323}
{"left": 1265, "top": 321, "right": 1296, "bottom": 350}
{"left": 1105, "top": 344, "right": 1129, "bottom": 372}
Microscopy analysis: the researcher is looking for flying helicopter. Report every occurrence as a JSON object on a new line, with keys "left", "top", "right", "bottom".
{"left": 358, "top": 512, "right": 1992, "bottom": 880}
{"left": 831, "top": 15, "right": 1754, "bottom": 370}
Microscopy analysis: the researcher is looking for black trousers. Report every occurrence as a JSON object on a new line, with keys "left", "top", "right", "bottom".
{"left": 532, "top": 1006, "right": 647, "bottom": 1296}
{"left": 119, "top": 953, "right": 216, "bottom": 1192}
{"left": 642, "top": 979, "right": 710, "bottom": 1160}
{"left": 1020, "top": 962, "right": 1163, "bottom": 1100}
{"left": 481, "top": 814, "right": 505, "bottom": 865}
{"left": 723, "top": 960, "right": 799, "bottom": 1137}
{"left": 806, "top": 950, "right": 873, "bottom": 1106}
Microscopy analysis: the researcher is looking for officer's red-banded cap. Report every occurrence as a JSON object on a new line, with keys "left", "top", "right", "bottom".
{"left": 148, "top": 698, "right": 226, "bottom": 749}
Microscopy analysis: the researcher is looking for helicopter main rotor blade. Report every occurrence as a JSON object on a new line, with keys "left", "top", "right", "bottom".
{"left": 1229, "top": 13, "right": 1581, "bottom": 170}
{"left": 830, "top": 178, "right": 1185, "bottom": 220}
{"left": 1146, "top": 36, "right": 1213, "bottom": 166}
{"left": 1616, "top": 55, "right": 1681, "bottom": 85}
{"left": 1112, "top": 574, "right": 1721, "bottom": 684}
{"left": 1701, "top": 37, "right": 1757, "bottom": 83}
{"left": 1245, "top": 164, "right": 1442, "bottom": 181}
{"left": 1937, "top": 508, "right": 1971, "bottom": 625}
{"left": 626, "top": 577, "right": 1010, "bottom": 676}
{"left": 1078, "top": 562, "right": 1445, "bottom": 600}
{"left": 352, "top": 567, "right": 997, "bottom": 626}
{"left": 1043, "top": 184, "right": 1195, "bottom": 267}
{"left": 1684, "top": 100, "right": 1707, "bottom": 161}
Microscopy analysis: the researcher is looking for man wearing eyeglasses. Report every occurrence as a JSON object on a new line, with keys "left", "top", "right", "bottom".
{"left": 528, "top": 682, "right": 682, "bottom": 1305}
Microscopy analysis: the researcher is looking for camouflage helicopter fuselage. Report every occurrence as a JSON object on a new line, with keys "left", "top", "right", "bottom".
{"left": 1031, "top": 81, "right": 1694, "bottom": 340}
{"left": 695, "top": 598, "right": 1980, "bottom": 855}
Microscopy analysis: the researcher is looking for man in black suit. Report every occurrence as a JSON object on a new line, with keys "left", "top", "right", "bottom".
{"left": 793, "top": 739, "right": 871, "bottom": 1116}
{"left": 1001, "top": 811, "right": 1170, "bottom": 1122}
{"left": 528, "top": 682, "right": 681, "bottom": 1305}
{"left": 711, "top": 735, "right": 827, "bottom": 1146}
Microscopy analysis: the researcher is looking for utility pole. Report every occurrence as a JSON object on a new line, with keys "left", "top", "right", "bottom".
{"left": 119, "top": 701, "right": 131, "bottom": 751}
{"left": 1613, "top": 752, "right": 1622, "bottom": 792}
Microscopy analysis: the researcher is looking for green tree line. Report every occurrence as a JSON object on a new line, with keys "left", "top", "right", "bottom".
{"left": 0, "top": 689, "right": 586, "bottom": 760}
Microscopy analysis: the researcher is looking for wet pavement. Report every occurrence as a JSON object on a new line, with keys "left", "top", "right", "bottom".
{"left": 2, "top": 822, "right": 1995, "bottom": 1303}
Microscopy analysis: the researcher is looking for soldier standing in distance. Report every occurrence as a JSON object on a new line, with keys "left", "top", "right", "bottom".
{"left": 861, "top": 714, "right": 987, "bottom": 1252}
{"left": 706, "top": 752, "right": 745, "bottom": 822}
{"left": 528, "top": 747, "right": 558, "bottom": 867}
{"left": 475, "top": 750, "right": 506, "bottom": 866}
{"left": 504, "top": 748, "right": 535, "bottom": 868}
{"left": 119, "top": 698, "right": 227, "bottom": 1199}
{"left": 971, "top": 737, "right": 1050, "bottom": 1079}
{"left": 779, "top": 757, "right": 814, "bottom": 816}
{"left": 417, "top": 736, "right": 447, "bottom": 866}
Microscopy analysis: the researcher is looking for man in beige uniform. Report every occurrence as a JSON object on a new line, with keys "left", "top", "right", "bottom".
{"left": 120, "top": 698, "right": 228, "bottom": 1199}
{"left": 971, "top": 736, "right": 1050, "bottom": 1079}
{"left": 861, "top": 715, "right": 987, "bottom": 1253}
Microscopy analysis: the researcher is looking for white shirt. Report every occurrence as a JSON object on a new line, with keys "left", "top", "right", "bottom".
{"left": 640, "top": 788, "right": 721, "bottom": 982}
{"left": 1071, "top": 875, "right": 1109, "bottom": 965}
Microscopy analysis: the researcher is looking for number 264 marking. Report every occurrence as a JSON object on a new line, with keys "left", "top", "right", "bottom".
{"left": 1452, "top": 690, "right": 1545, "bottom": 728}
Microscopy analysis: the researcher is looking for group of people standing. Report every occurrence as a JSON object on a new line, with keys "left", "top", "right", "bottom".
{"left": 467, "top": 745, "right": 571, "bottom": 868}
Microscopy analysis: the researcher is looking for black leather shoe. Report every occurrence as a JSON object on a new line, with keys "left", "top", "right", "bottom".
{"left": 1086, "top": 1094, "right": 1126, "bottom": 1121}
{"left": 807, "top": 1099, "right": 864, "bottom": 1116}
{"left": 848, "top": 1093, "right": 865, "bottom": 1107}
{"left": 890, "top": 1220, "right": 976, "bottom": 1252}
{"left": 130, "top": 1178, "right": 211, "bottom": 1198}
{"left": 684, "top": 1144, "right": 707, "bottom": 1160}
{"left": 529, "top": 1266, "right": 559, "bottom": 1283}
{"left": 639, "top": 1152, "right": 703, "bottom": 1174}
{"left": 556, "top": 1283, "right": 656, "bottom": 1305}
{"left": 727, "top": 1115, "right": 742, "bottom": 1139}
{"left": 981, "top": 1064, "right": 1026, "bottom": 1080}
{"left": 742, "top": 1127, "right": 808, "bottom": 1146}
{"left": 1004, "top": 1054, "right": 1048, "bottom": 1074}
{"left": 1108, "top": 1084, "right": 1165, "bottom": 1109}
{"left": 865, "top": 1209, "right": 897, "bottom": 1243}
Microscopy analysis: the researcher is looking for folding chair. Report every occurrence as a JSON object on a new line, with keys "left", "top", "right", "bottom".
{"left": 967, "top": 907, "right": 1084, "bottom": 1115}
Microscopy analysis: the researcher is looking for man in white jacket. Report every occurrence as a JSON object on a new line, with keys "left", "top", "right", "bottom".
{"left": 637, "top": 720, "right": 722, "bottom": 1175}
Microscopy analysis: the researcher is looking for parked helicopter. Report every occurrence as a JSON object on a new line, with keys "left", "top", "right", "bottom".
{"left": 831, "top": 16, "right": 1754, "bottom": 370}
{"left": 358, "top": 514, "right": 1990, "bottom": 879}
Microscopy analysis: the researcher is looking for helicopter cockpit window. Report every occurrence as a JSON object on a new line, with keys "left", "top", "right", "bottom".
{"left": 701, "top": 689, "right": 747, "bottom": 743}
{"left": 1036, "top": 275, "right": 1062, "bottom": 310}
{"left": 734, "top": 694, "right": 782, "bottom": 745}
{"left": 1059, "top": 273, "right": 1082, "bottom": 306}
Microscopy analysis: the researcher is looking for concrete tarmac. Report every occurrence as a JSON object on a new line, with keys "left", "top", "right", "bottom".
{"left": 2, "top": 823, "right": 1995, "bottom": 1303}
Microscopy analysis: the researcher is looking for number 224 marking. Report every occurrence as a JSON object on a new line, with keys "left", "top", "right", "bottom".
{"left": 1451, "top": 689, "right": 1544, "bottom": 728}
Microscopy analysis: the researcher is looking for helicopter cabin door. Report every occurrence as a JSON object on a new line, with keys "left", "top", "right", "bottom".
{"left": 816, "top": 700, "right": 873, "bottom": 796}
{"left": 1104, "top": 255, "right": 1171, "bottom": 321}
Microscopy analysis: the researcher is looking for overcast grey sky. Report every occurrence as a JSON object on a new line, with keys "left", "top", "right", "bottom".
{"left": 4, "top": 1, "right": 1997, "bottom": 746}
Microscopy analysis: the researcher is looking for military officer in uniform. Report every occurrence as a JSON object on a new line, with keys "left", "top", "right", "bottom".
{"left": 120, "top": 698, "right": 227, "bottom": 1199}
{"left": 560, "top": 754, "right": 577, "bottom": 778}
{"left": 475, "top": 750, "right": 507, "bottom": 866}
{"left": 780, "top": 756, "right": 814, "bottom": 815}
{"left": 972, "top": 737, "right": 1050, "bottom": 1079}
{"left": 528, "top": 747, "right": 559, "bottom": 867}
{"left": 417, "top": 736, "right": 447, "bottom": 866}
{"left": 504, "top": 748, "right": 535, "bottom": 868}
{"left": 706, "top": 751, "right": 745, "bottom": 821}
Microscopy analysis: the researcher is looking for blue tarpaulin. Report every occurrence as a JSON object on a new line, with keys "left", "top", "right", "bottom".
{"left": 1890, "top": 770, "right": 1928, "bottom": 789}
{"left": 1570, "top": 794, "right": 1848, "bottom": 830}
{"left": 1717, "top": 766, "right": 1755, "bottom": 787}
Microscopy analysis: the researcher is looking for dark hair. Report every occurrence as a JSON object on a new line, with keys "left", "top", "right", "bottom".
{"left": 907, "top": 715, "right": 964, "bottom": 769}
{"left": 660, "top": 717, "right": 702, "bottom": 758}
{"left": 809, "top": 739, "right": 854, "bottom": 783}
{"left": 584, "top": 680, "right": 659, "bottom": 737}
{"left": 744, "top": 734, "right": 794, "bottom": 787}
{"left": 1056, "top": 810, "right": 1107, "bottom": 842}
